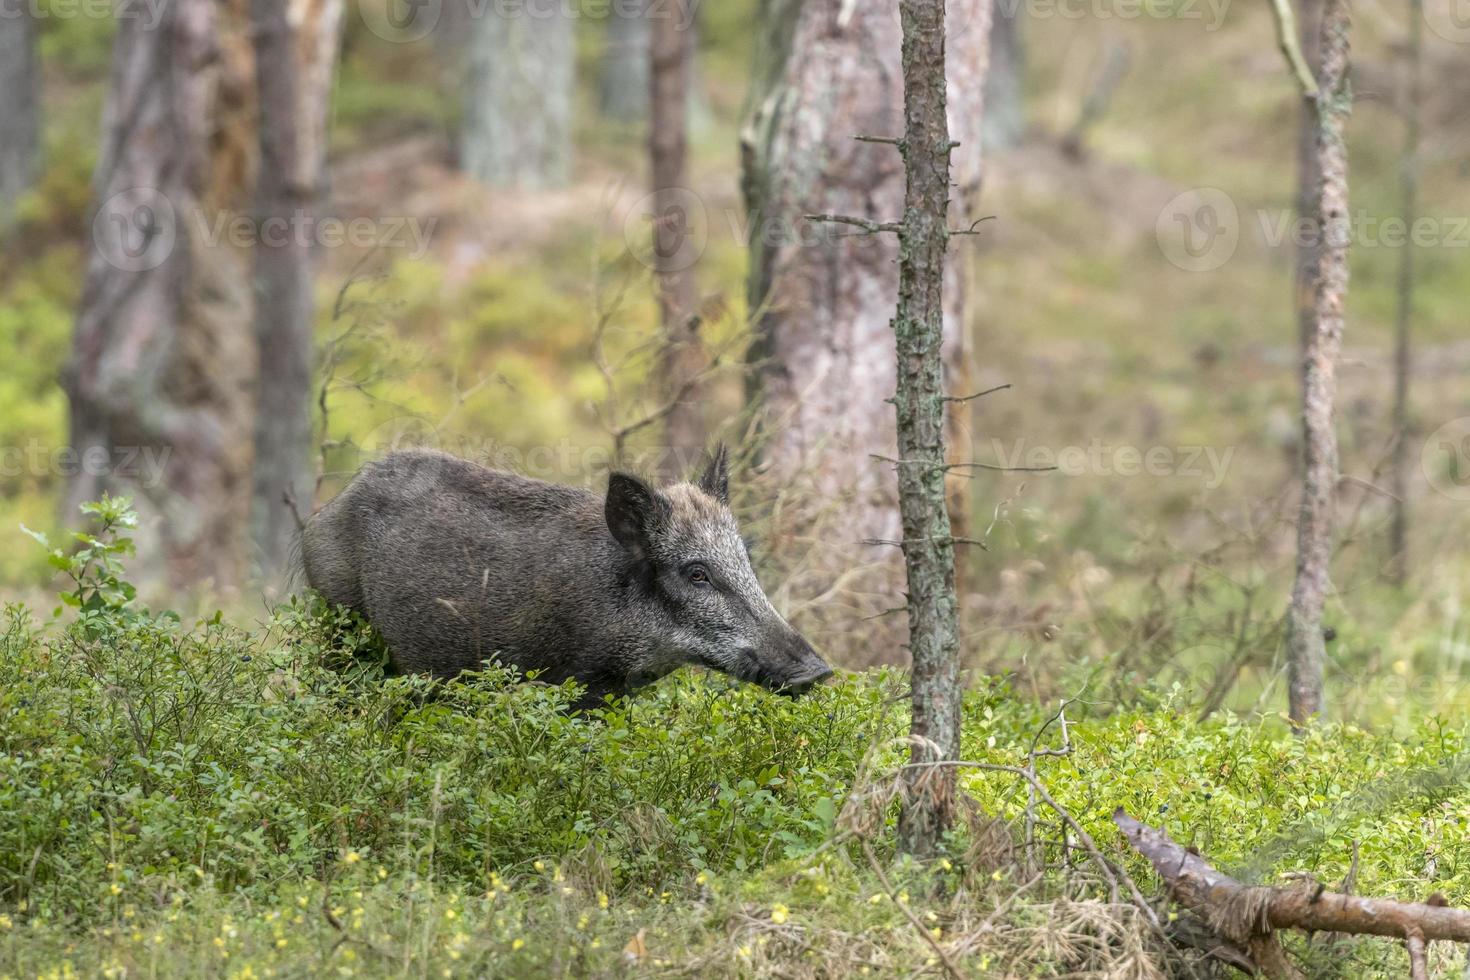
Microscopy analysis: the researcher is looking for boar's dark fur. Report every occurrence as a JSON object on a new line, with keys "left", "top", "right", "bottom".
{"left": 301, "top": 447, "right": 831, "bottom": 708}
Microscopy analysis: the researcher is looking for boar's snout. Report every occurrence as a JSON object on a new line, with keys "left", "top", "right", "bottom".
{"left": 778, "top": 662, "right": 834, "bottom": 697}
{"left": 764, "top": 632, "right": 833, "bottom": 698}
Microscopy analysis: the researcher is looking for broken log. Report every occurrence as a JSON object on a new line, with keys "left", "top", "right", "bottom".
{"left": 1114, "top": 808, "right": 1470, "bottom": 978}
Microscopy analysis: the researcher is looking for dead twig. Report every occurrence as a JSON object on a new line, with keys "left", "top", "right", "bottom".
{"left": 860, "top": 842, "right": 963, "bottom": 980}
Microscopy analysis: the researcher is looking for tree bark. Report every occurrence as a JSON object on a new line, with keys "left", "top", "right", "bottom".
{"left": 65, "top": 0, "right": 255, "bottom": 592}
{"left": 891, "top": 0, "right": 971, "bottom": 857}
{"left": 248, "top": 0, "right": 344, "bottom": 584}
{"left": 0, "top": 3, "right": 39, "bottom": 234}
{"left": 1292, "top": 0, "right": 1323, "bottom": 354}
{"left": 1388, "top": 0, "right": 1421, "bottom": 586}
{"left": 741, "top": 0, "right": 990, "bottom": 625}
{"left": 1284, "top": 0, "right": 1351, "bottom": 726}
{"left": 650, "top": 0, "right": 703, "bottom": 475}
{"left": 601, "top": 0, "right": 650, "bottom": 123}
{"left": 461, "top": 3, "right": 574, "bottom": 188}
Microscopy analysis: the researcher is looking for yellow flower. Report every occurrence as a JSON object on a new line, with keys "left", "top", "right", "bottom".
{"left": 276, "top": 939, "right": 288, "bottom": 949}
{"left": 444, "top": 908, "right": 457, "bottom": 921}
{"left": 108, "top": 884, "right": 122, "bottom": 896}
{"left": 598, "top": 892, "right": 609, "bottom": 910}
{"left": 694, "top": 871, "right": 708, "bottom": 886}
{"left": 770, "top": 904, "right": 789, "bottom": 925}
{"left": 533, "top": 861, "right": 545, "bottom": 872}
{"left": 511, "top": 938, "right": 525, "bottom": 951}
{"left": 0, "top": 915, "right": 11, "bottom": 930}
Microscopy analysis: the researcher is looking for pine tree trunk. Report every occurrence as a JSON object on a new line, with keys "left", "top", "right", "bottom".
{"left": 1292, "top": 0, "right": 1323, "bottom": 353}
{"left": 601, "top": 0, "right": 649, "bottom": 123}
{"left": 249, "top": 0, "right": 343, "bottom": 583}
{"left": 650, "top": 1, "right": 703, "bottom": 475}
{"left": 65, "top": 0, "right": 255, "bottom": 592}
{"left": 1286, "top": 0, "right": 1351, "bottom": 726}
{"left": 1388, "top": 0, "right": 1421, "bottom": 586}
{"left": 893, "top": 0, "right": 969, "bottom": 857}
{"left": 741, "top": 0, "right": 989, "bottom": 620}
{"left": 461, "top": 5, "right": 574, "bottom": 188}
{"left": 0, "top": 4, "right": 39, "bottom": 233}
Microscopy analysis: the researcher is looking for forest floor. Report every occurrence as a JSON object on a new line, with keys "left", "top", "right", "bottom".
{"left": 2, "top": 0, "right": 1470, "bottom": 975}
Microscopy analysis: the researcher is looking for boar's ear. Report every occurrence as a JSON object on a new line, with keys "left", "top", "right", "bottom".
{"left": 606, "top": 472, "right": 669, "bottom": 558}
{"left": 696, "top": 443, "right": 730, "bottom": 504}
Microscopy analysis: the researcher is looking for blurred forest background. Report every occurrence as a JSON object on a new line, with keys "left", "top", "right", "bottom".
{"left": 0, "top": 0, "right": 1468, "bottom": 731}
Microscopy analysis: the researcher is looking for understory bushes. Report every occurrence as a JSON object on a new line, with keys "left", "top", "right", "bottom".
{"left": 3, "top": 504, "right": 1470, "bottom": 976}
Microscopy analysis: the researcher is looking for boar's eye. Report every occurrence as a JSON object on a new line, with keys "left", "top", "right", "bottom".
{"left": 685, "top": 563, "right": 711, "bottom": 586}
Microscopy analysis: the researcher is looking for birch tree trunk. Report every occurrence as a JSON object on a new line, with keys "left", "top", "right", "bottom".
{"left": 741, "top": 0, "right": 990, "bottom": 619}
{"left": 1285, "top": 0, "right": 1351, "bottom": 725}
{"left": 1388, "top": 0, "right": 1421, "bottom": 586}
{"left": 892, "top": 0, "right": 971, "bottom": 857}
{"left": 461, "top": 4, "right": 574, "bottom": 188}
{"left": 65, "top": 0, "right": 255, "bottom": 592}
{"left": 0, "top": 4, "right": 39, "bottom": 233}
{"left": 601, "top": 0, "right": 649, "bottom": 123}
{"left": 249, "top": 0, "right": 344, "bottom": 583}
{"left": 650, "top": 1, "right": 703, "bottom": 475}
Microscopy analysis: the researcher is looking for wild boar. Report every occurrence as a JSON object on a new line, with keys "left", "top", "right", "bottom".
{"left": 300, "top": 446, "right": 832, "bottom": 708}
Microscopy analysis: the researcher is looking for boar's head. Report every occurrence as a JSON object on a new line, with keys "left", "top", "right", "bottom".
{"left": 605, "top": 446, "right": 833, "bottom": 696}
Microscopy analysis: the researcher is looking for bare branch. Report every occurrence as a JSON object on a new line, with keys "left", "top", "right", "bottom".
{"left": 804, "top": 212, "right": 902, "bottom": 235}
{"left": 1267, "top": 0, "right": 1320, "bottom": 98}
{"left": 944, "top": 382, "right": 1012, "bottom": 403}
{"left": 853, "top": 134, "right": 904, "bottom": 146}
{"left": 1115, "top": 809, "right": 1470, "bottom": 979}
{"left": 870, "top": 453, "right": 1058, "bottom": 474}
{"left": 949, "top": 215, "right": 997, "bottom": 236}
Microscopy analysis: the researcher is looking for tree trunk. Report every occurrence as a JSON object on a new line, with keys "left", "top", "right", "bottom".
{"left": 650, "top": 1, "right": 703, "bottom": 476}
{"left": 0, "top": 3, "right": 39, "bottom": 234}
{"left": 1292, "top": 0, "right": 1323, "bottom": 354}
{"left": 65, "top": 0, "right": 255, "bottom": 592}
{"left": 249, "top": 0, "right": 344, "bottom": 584}
{"left": 1389, "top": 0, "right": 1421, "bottom": 586}
{"left": 461, "top": 5, "right": 574, "bottom": 188}
{"left": 601, "top": 0, "right": 649, "bottom": 123}
{"left": 982, "top": 0, "right": 1023, "bottom": 153}
{"left": 892, "top": 0, "right": 970, "bottom": 857}
{"left": 1285, "top": 0, "right": 1351, "bottom": 726}
{"left": 741, "top": 0, "right": 990, "bottom": 632}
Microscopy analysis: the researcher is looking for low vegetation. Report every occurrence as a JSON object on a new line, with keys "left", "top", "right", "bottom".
{"left": 2, "top": 502, "right": 1468, "bottom": 977}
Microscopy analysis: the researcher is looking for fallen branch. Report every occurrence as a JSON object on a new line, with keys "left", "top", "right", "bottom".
{"left": 1114, "top": 809, "right": 1470, "bottom": 979}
